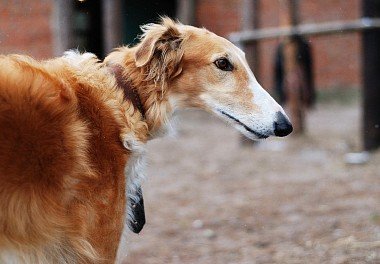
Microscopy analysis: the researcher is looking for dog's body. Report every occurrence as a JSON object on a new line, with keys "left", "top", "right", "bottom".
{"left": 0, "top": 19, "right": 292, "bottom": 263}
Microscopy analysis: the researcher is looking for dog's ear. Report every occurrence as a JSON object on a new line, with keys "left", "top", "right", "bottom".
{"left": 135, "top": 18, "right": 184, "bottom": 82}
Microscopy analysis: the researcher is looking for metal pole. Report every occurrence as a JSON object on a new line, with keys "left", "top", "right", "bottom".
{"left": 230, "top": 18, "right": 380, "bottom": 43}
{"left": 52, "top": 0, "right": 74, "bottom": 56}
{"left": 102, "top": 0, "right": 122, "bottom": 54}
{"left": 362, "top": 0, "right": 380, "bottom": 150}
{"left": 176, "top": 0, "right": 196, "bottom": 25}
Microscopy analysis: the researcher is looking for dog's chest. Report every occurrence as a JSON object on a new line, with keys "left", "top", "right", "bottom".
{"left": 116, "top": 137, "right": 147, "bottom": 262}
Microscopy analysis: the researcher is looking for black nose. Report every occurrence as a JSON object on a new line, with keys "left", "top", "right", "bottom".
{"left": 274, "top": 112, "right": 293, "bottom": 137}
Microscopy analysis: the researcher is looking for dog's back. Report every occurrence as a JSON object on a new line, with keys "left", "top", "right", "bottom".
{"left": 0, "top": 55, "right": 129, "bottom": 263}
{"left": 0, "top": 18, "right": 293, "bottom": 263}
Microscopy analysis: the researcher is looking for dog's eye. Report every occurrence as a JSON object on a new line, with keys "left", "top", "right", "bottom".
{"left": 214, "top": 58, "right": 233, "bottom": 71}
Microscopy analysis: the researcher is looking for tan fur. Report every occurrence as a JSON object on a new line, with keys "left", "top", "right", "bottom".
{"left": 0, "top": 54, "right": 148, "bottom": 263}
{"left": 0, "top": 18, "right": 287, "bottom": 263}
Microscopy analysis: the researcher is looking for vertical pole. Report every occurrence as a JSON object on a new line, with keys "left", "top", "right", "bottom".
{"left": 362, "top": 0, "right": 380, "bottom": 151}
{"left": 241, "top": 0, "right": 260, "bottom": 76}
{"left": 177, "top": 0, "right": 196, "bottom": 25}
{"left": 280, "top": 0, "right": 304, "bottom": 134}
{"left": 102, "top": 0, "right": 122, "bottom": 54}
{"left": 52, "top": 0, "right": 74, "bottom": 56}
{"left": 240, "top": 0, "right": 260, "bottom": 145}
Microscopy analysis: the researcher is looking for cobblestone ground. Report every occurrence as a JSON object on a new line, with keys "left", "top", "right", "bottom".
{"left": 124, "top": 102, "right": 380, "bottom": 264}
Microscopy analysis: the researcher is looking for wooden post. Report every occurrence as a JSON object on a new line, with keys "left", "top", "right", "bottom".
{"left": 241, "top": 0, "right": 260, "bottom": 75}
{"left": 240, "top": 0, "right": 260, "bottom": 145}
{"left": 280, "top": 0, "right": 304, "bottom": 134}
{"left": 362, "top": 0, "right": 380, "bottom": 151}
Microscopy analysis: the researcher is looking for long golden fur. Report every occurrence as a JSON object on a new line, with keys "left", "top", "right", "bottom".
{"left": 0, "top": 18, "right": 291, "bottom": 263}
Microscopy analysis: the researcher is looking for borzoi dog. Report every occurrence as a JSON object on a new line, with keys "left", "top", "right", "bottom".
{"left": 0, "top": 18, "right": 292, "bottom": 263}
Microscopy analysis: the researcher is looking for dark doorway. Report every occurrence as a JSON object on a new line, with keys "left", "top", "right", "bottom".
{"left": 122, "top": 0, "right": 177, "bottom": 45}
{"left": 73, "top": 0, "right": 104, "bottom": 58}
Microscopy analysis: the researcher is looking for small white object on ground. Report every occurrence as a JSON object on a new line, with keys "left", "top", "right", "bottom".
{"left": 192, "top": 219, "right": 203, "bottom": 229}
{"left": 202, "top": 229, "right": 216, "bottom": 239}
{"left": 344, "top": 151, "right": 370, "bottom": 165}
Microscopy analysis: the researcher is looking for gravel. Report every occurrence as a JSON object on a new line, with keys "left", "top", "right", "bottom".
{"left": 124, "top": 102, "right": 380, "bottom": 264}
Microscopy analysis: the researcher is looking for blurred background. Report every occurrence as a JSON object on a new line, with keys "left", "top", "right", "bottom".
{"left": 1, "top": 0, "right": 379, "bottom": 263}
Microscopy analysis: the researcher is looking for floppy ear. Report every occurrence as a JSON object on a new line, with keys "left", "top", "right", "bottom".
{"left": 134, "top": 18, "right": 184, "bottom": 83}
{"left": 135, "top": 33, "right": 159, "bottom": 68}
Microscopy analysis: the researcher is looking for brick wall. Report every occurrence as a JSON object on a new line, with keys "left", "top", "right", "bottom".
{"left": 196, "top": 0, "right": 362, "bottom": 90}
{"left": 0, "top": 0, "right": 362, "bottom": 90}
{"left": 0, "top": 0, "right": 53, "bottom": 59}
{"left": 196, "top": 0, "right": 241, "bottom": 37}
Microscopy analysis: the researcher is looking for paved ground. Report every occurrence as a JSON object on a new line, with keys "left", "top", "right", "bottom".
{"left": 123, "top": 101, "right": 380, "bottom": 264}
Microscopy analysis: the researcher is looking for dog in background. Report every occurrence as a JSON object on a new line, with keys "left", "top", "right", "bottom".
{"left": 0, "top": 18, "right": 292, "bottom": 263}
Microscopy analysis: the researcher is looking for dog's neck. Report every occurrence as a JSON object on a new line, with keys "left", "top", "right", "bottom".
{"left": 105, "top": 47, "right": 175, "bottom": 139}
{"left": 109, "top": 64, "right": 146, "bottom": 118}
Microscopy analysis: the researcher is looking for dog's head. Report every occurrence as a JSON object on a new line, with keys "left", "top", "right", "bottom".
{"left": 134, "top": 18, "right": 292, "bottom": 139}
